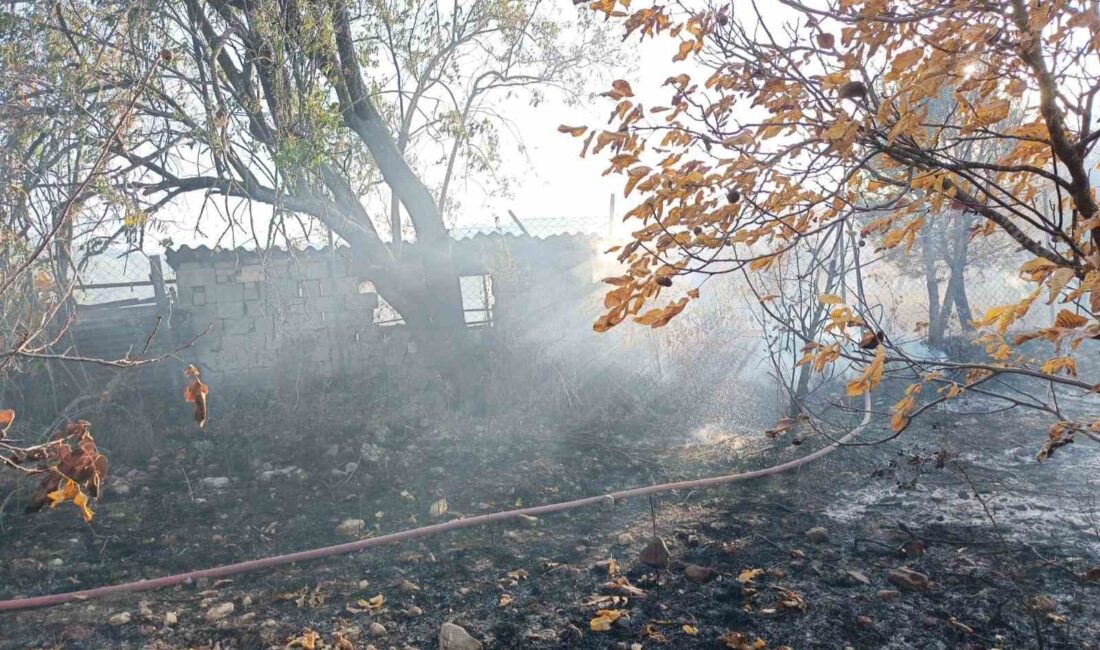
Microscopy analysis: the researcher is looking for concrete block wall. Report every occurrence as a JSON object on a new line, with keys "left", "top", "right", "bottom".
{"left": 164, "top": 234, "right": 597, "bottom": 384}
{"left": 167, "top": 248, "right": 388, "bottom": 384}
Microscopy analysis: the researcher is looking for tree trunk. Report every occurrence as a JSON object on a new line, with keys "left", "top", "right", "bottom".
{"left": 920, "top": 222, "right": 945, "bottom": 349}
{"left": 948, "top": 212, "right": 974, "bottom": 331}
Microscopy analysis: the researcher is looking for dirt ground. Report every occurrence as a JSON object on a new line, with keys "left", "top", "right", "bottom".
{"left": 0, "top": 383, "right": 1097, "bottom": 650}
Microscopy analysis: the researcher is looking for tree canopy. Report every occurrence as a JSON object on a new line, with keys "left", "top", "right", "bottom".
{"left": 570, "top": 0, "right": 1099, "bottom": 454}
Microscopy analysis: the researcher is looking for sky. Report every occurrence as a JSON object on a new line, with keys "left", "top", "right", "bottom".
{"left": 145, "top": 6, "right": 693, "bottom": 253}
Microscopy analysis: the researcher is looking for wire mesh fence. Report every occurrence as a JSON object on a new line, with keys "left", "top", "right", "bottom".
{"left": 72, "top": 249, "right": 175, "bottom": 306}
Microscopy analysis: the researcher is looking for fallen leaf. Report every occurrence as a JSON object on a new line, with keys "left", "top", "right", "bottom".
{"left": 590, "top": 609, "right": 624, "bottom": 632}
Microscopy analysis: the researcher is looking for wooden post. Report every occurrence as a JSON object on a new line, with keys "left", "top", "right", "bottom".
{"left": 149, "top": 255, "right": 168, "bottom": 314}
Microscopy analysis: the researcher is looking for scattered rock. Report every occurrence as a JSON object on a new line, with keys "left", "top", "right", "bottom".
{"left": 369, "top": 622, "right": 387, "bottom": 637}
{"left": 684, "top": 564, "right": 712, "bottom": 583}
{"left": 524, "top": 628, "right": 558, "bottom": 642}
{"left": 398, "top": 579, "right": 421, "bottom": 594}
{"left": 241, "top": 595, "right": 252, "bottom": 607}
{"left": 639, "top": 537, "right": 670, "bottom": 569}
{"left": 107, "top": 612, "right": 131, "bottom": 626}
{"left": 48, "top": 558, "right": 63, "bottom": 567}
{"left": 846, "top": 569, "right": 871, "bottom": 585}
{"left": 200, "top": 477, "right": 230, "bottom": 489}
{"left": 901, "top": 539, "right": 925, "bottom": 558}
{"left": 617, "top": 533, "right": 635, "bottom": 546}
{"left": 164, "top": 612, "right": 177, "bottom": 626}
{"left": 887, "top": 567, "right": 931, "bottom": 592}
{"left": 805, "top": 526, "right": 829, "bottom": 543}
{"left": 439, "top": 622, "right": 482, "bottom": 650}
{"left": 203, "top": 602, "right": 234, "bottom": 622}
{"left": 877, "top": 589, "right": 902, "bottom": 601}
{"left": 113, "top": 483, "right": 131, "bottom": 496}
{"left": 404, "top": 605, "right": 424, "bottom": 617}
{"left": 336, "top": 519, "right": 366, "bottom": 537}
{"left": 857, "top": 615, "right": 873, "bottom": 628}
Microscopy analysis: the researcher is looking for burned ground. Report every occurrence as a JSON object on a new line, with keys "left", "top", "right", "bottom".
{"left": 0, "top": 379, "right": 1097, "bottom": 650}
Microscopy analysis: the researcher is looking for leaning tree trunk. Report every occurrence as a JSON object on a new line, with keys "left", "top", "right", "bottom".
{"left": 947, "top": 211, "right": 974, "bottom": 331}
{"left": 920, "top": 222, "right": 946, "bottom": 349}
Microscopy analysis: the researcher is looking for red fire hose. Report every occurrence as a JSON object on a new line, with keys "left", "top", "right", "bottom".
{"left": 0, "top": 400, "right": 870, "bottom": 612}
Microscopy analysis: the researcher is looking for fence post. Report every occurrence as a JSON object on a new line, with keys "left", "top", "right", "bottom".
{"left": 149, "top": 255, "right": 168, "bottom": 314}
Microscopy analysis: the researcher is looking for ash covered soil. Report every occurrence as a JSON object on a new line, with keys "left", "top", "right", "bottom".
{"left": 1, "top": 388, "right": 1098, "bottom": 650}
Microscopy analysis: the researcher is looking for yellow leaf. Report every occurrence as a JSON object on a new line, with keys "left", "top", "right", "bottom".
{"left": 1054, "top": 309, "right": 1088, "bottom": 328}
{"left": 817, "top": 293, "right": 844, "bottom": 305}
{"left": 737, "top": 567, "right": 764, "bottom": 583}
{"left": 590, "top": 609, "right": 624, "bottom": 632}
{"left": 557, "top": 125, "right": 588, "bottom": 137}
{"left": 624, "top": 166, "right": 652, "bottom": 197}
{"left": 683, "top": 624, "right": 699, "bottom": 635}
{"left": 0, "top": 408, "right": 14, "bottom": 434}
{"left": 889, "top": 48, "right": 923, "bottom": 76}
{"left": 429, "top": 498, "right": 448, "bottom": 518}
{"left": 673, "top": 40, "right": 695, "bottom": 62}
{"left": 1040, "top": 356, "right": 1077, "bottom": 377}
{"left": 846, "top": 346, "right": 886, "bottom": 397}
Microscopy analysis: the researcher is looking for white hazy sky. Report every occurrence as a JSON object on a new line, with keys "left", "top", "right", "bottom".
{"left": 149, "top": 10, "right": 693, "bottom": 250}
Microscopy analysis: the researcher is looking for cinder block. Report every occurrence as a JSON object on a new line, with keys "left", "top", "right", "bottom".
{"left": 176, "top": 265, "right": 216, "bottom": 286}
{"left": 221, "top": 316, "right": 256, "bottom": 336}
{"left": 301, "top": 261, "right": 333, "bottom": 281}
{"left": 215, "top": 267, "right": 238, "bottom": 283}
{"left": 238, "top": 265, "right": 265, "bottom": 283}
{"left": 298, "top": 279, "right": 322, "bottom": 298}
{"left": 215, "top": 301, "right": 245, "bottom": 319}
{"left": 209, "top": 283, "right": 244, "bottom": 304}
{"left": 243, "top": 282, "right": 261, "bottom": 300}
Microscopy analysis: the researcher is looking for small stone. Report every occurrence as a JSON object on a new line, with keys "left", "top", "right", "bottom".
{"left": 901, "top": 540, "right": 925, "bottom": 558}
{"left": 887, "top": 567, "right": 931, "bottom": 592}
{"left": 241, "top": 595, "right": 252, "bottom": 607}
{"left": 358, "top": 579, "right": 371, "bottom": 590}
{"left": 398, "top": 579, "right": 421, "bottom": 594}
{"left": 857, "top": 615, "right": 873, "bottom": 627}
{"left": 114, "top": 484, "right": 132, "bottom": 496}
{"left": 48, "top": 558, "right": 63, "bottom": 567}
{"left": 877, "top": 589, "right": 902, "bottom": 601}
{"left": 846, "top": 569, "right": 871, "bottom": 585}
{"left": 200, "top": 477, "right": 230, "bottom": 489}
{"left": 405, "top": 605, "right": 424, "bottom": 617}
{"left": 337, "top": 519, "right": 366, "bottom": 537}
{"left": 805, "top": 526, "right": 829, "bottom": 543}
{"left": 616, "top": 533, "right": 634, "bottom": 546}
{"left": 369, "top": 622, "right": 387, "bottom": 637}
{"left": 344, "top": 462, "right": 359, "bottom": 474}
{"left": 601, "top": 495, "right": 615, "bottom": 509}
{"left": 439, "top": 622, "right": 482, "bottom": 650}
{"left": 164, "top": 612, "right": 178, "bottom": 626}
{"left": 108, "top": 612, "right": 131, "bottom": 626}
{"left": 517, "top": 514, "right": 539, "bottom": 527}
{"left": 639, "top": 537, "right": 670, "bottom": 569}
{"left": 684, "top": 564, "right": 712, "bottom": 583}
{"left": 204, "top": 602, "right": 234, "bottom": 622}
